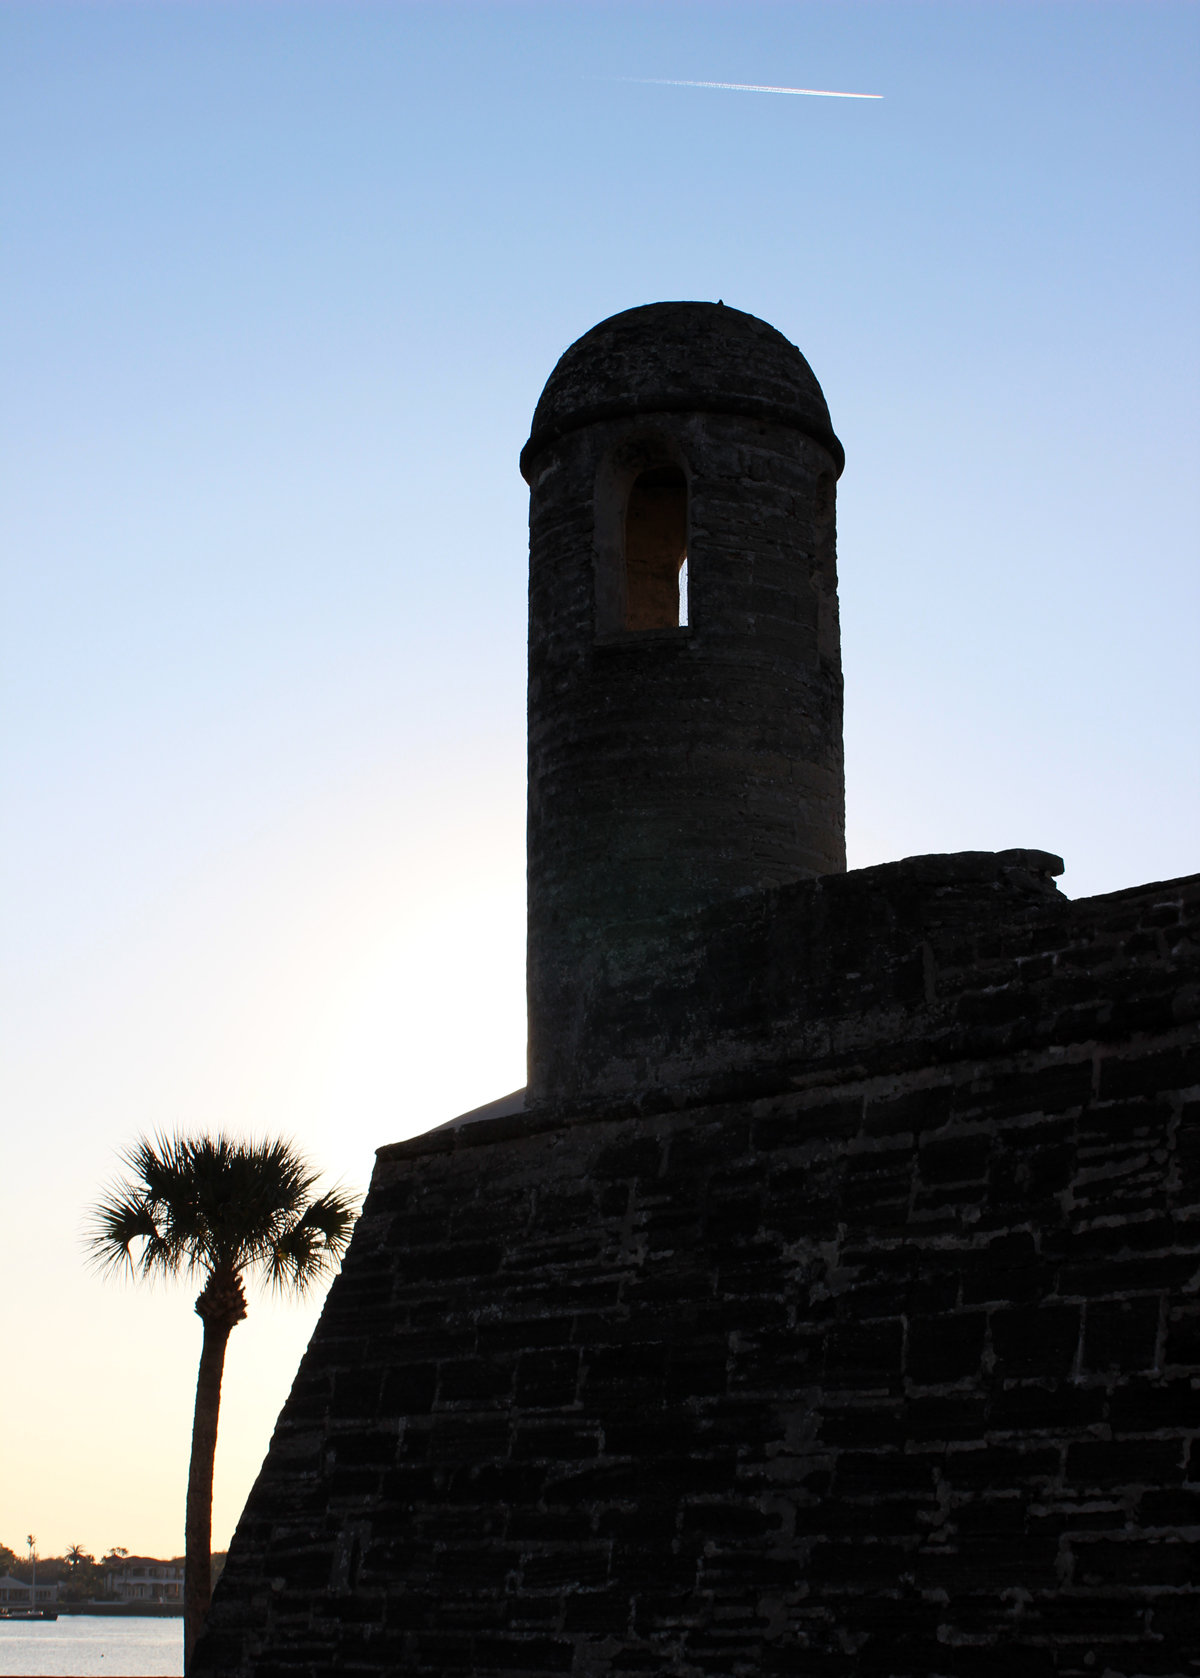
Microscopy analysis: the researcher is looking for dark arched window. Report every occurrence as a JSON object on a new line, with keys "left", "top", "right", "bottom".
{"left": 623, "top": 465, "right": 688, "bottom": 630}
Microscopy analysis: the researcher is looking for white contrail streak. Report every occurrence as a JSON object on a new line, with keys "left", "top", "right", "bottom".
{"left": 625, "top": 77, "right": 882, "bottom": 100}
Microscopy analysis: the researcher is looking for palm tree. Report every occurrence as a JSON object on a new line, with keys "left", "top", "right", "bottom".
{"left": 63, "top": 1544, "right": 95, "bottom": 1604}
{"left": 89, "top": 1133, "right": 356, "bottom": 1672}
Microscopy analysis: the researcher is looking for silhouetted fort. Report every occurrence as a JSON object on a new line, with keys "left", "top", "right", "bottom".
{"left": 194, "top": 304, "right": 1199, "bottom": 1676}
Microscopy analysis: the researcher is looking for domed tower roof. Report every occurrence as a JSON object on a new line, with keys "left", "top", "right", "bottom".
{"left": 520, "top": 300, "right": 843, "bottom": 481}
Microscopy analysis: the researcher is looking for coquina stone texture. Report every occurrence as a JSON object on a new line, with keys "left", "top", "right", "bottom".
{"left": 193, "top": 305, "right": 1199, "bottom": 1677}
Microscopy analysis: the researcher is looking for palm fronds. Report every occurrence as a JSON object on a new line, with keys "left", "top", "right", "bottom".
{"left": 88, "top": 1132, "right": 357, "bottom": 1294}
{"left": 264, "top": 1189, "right": 357, "bottom": 1293}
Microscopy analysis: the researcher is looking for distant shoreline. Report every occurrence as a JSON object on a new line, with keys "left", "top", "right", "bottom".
{"left": 1, "top": 1604, "right": 185, "bottom": 1618}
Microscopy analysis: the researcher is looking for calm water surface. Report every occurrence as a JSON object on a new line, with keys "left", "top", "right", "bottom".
{"left": 0, "top": 1616, "right": 182, "bottom": 1676}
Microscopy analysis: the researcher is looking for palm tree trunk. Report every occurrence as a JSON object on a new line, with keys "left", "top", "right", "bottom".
{"left": 185, "top": 1269, "right": 246, "bottom": 1674}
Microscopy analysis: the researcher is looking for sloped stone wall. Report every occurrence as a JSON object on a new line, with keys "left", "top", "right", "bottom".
{"left": 193, "top": 869, "right": 1199, "bottom": 1677}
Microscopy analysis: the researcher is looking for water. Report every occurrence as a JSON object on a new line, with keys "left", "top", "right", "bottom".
{"left": 0, "top": 1616, "right": 182, "bottom": 1676}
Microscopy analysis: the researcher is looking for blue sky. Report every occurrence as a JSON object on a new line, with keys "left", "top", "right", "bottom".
{"left": 2, "top": 0, "right": 1196, "bottom": 1557}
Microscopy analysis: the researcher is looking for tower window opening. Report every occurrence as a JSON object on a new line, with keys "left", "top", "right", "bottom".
{"left": 623, "top": 465, "right": 688, "bottom": 630}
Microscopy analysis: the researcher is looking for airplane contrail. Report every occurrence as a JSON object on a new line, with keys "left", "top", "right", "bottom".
{"left": 624, "top": 77, "right": 882, "bottom": 100}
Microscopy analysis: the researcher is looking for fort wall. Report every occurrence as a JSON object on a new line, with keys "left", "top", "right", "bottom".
{"left": 194, "top": 866, "right": 1200, "bottom": 1677}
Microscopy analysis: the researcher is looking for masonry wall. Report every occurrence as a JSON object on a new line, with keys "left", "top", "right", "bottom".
{"left": 193, "top": 869, "right": 1200, "bottom": 1678}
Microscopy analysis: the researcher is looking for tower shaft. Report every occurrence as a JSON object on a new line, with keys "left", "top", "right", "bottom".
{"left": 522, "top": 304, "right": 845, "bottom": 1102}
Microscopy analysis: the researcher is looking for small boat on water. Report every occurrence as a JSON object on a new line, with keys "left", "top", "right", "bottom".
{"left": 0, "top": 1608, "right": 59, "bottom": 1621}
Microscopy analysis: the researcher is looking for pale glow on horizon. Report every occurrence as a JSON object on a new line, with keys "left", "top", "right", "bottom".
{"left": 2, "top": 772, "right": 526, "bottom": 1558}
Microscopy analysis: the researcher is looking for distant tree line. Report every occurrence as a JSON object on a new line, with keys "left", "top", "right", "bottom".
{"left": 0, "top": 1543, "right": 226, "bottom": 1601}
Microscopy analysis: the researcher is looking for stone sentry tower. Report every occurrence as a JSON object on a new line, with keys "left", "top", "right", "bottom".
{"left": 192, "top": 304, "right": 1198, "bottom": 1678}
{"left": 522, "top": 301, "right": 847, "bottom": 1103}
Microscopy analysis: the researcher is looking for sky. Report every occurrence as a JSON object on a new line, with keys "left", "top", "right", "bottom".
{"left": 1, "top": 0, "right": 1196, "bottom": 1563}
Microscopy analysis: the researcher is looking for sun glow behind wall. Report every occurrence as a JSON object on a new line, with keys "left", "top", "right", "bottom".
{"left": 5, "top": 758, "right": 526, "bottom": 1556}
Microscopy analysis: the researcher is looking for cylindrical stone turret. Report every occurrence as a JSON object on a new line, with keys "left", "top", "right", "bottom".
{"left": 522, "top": 301, "right": 845, "bottom": 1103}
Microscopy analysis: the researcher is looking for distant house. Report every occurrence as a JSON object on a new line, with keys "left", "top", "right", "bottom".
{"left": 105, "top": 1557, "right": 184, "bottom": 1603}
{"left": 0, "top": 1573, "right": 58, "bottom": 1605}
